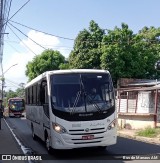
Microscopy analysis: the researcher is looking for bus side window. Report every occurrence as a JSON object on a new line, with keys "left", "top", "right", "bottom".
{"left": 37, "top": 84, "right": 41, "bottom": 105}
{"left": 40, "top": 87, "right": 45, "bottom": 104}
{"left": 40, "top": 80, "right": 49, "bottom": 117}
{"left": 29, "top": 87, "right": 33, "bottom": 104}
{"left": 40, "top": 80, "right": 47, "bottom": 104}
{"left": 28, "top": 88, "right": 31, "bottom": 104}
{"left": 33, "top": 84, "right": 37, "bottom": 105}
{"left": 25, "top": 89, "right": 28, "bottom": 104}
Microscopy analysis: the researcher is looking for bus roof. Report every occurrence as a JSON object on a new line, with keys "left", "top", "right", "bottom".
{"left": 8, "top": 98, "right": 24, "bottom": 100}
{"left": 25, "top": 69, "right": 110, "bottom": 88}
{"left": 8, "top": 98, "right": 24, "bottom": 101}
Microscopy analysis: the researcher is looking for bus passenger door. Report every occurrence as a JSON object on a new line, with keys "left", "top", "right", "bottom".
{"left": 40, "top": 80, "right": 50, "bottom": 141}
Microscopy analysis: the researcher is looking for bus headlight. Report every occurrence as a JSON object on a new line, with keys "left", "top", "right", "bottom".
{"left": 52, "top": 123, "right": 67, "bottom": 134}
{"left": 107, "top": 119, "right": 117, "bottom": 130}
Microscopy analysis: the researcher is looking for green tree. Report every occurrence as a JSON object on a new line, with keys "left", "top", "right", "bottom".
{"left": 15, "top": 88, "right": 25, "bottom": 98}
{"left": 69, "top": 20, "right": 104, "bottom": 69}
{"left": 59, "top": 60, "right": 70, "bottom": 70}
{"left": 25, "top": 49, "right": 65, "bottom": 81}
{"left": 4, "top": 90, "right": 17, "bottom": 107}
{"left": 136, "top": 26, "right": 160, "bottom": 79}
{"left": 5, "top": 90, "right": 17, "bottom": 99}
{"left": 100, "top": 23, "right": 160, "bottom": 83}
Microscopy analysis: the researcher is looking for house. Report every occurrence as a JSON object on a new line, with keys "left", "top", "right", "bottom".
{"left": 117, "top": 78, "right": 160, "bottom": 129}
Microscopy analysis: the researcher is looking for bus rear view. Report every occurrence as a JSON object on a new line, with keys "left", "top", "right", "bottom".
{"left": 25, "top": 69, "right": 117, "bottom": 151}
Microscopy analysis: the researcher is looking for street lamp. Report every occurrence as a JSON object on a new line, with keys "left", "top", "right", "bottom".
{"left": 3, "top": 63, "right": 18, "bottom": 75}
{"left": 1, "top": 63, "right": 18, "bottom": 99}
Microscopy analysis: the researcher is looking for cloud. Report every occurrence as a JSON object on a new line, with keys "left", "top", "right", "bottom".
{"left": 3, "top": 30, "right": 71, "bottom": 90}
{"left": 21, "top": 30, "right": 61, "bottom": 54}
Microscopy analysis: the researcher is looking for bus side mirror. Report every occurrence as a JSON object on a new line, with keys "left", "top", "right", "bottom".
{"left": 155, "top": 60, "right": 160, "bottom": 70}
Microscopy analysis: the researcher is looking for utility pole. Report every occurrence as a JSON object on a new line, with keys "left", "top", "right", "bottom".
{"left": 0, "top": 0, "right": 4, "bottom": 130}
{"left": 0, "top": 0, "right": 12, "bottom": 129}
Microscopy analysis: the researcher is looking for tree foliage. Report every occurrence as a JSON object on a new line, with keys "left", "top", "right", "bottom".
{"left": 25, "top": 49, "right": 65, "bottom": 81}
{"left": 101, "top": 24, "right": 160, "bottom": 82}
{"left": 2, "top": 81, "right": 25, "bottom": 107}
{"left": 4, "top": 88, "right": 25, "bottom": 107}
{"left": 24, "top": 21, "right": 160, "bottom": 85}
{"left": 16, "top": 87, "right": 25, "bottom": 98}
{"left": 69, "top": 20, "right": 104, "bottom": 69}
{"left": 5, "top": 90, "right": 17, "bottom": 99}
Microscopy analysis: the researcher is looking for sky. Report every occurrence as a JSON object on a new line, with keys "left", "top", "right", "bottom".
{"left": 2, "top": 0, "right": 160, "bottom": 90}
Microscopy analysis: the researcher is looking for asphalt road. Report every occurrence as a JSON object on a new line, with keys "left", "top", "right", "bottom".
{"left": 5, "top": 117, "right": 160, "bottom": 163}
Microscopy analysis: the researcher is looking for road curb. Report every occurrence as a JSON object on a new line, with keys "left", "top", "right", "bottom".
{"left": 118, "top": 132, "right": 160, "bottom": 146}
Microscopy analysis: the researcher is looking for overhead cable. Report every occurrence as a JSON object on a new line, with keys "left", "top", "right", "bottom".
{"left": 5, "top": 40, "right": 21, "bottom": 53}
{"left": 4, "top": 39, "right": 73, "bottom": 49}
{"left": 7, "top": 24, "right": 37, "bottom": 55}
{"left": 9, "top": 20, "right": 74, "bottom": 41}
{"left": 3, "top": 0, "right": 30, "bottom": 27}
{"left": 3, "top": 0, "right": 13, "bottom": 31}
{"left": 5, "top": 78, "right": 22, "bottom": 87}
{"left": 9, "top": 22, "right": 47, "bottom": 50}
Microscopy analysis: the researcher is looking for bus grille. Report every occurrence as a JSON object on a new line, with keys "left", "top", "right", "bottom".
{"left": 63, "top": 127, "right": 106, "bottom": 145}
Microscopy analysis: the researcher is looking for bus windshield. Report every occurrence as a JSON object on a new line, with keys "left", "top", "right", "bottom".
{"left": 9, "top": 99, "right": 25, "bottom": 111}
{"left": 51, "top": 73, "right": 114, "bottom": 113}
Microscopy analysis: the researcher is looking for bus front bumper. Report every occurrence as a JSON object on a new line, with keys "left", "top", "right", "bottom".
{"left": 51, "top": 129, "right": 117, "bottom": 149}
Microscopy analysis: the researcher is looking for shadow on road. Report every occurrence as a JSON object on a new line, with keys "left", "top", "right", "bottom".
{"left": 35, "top": 136, "right": 160, "bottom": 161}
{"left": 34, "top": 137, "right": 125, "bottom": 162}
{"left": 111, "top": 137, "right": 160, "bottom": 155}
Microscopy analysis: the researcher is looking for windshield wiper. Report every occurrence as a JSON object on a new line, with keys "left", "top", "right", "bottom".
{"left": 86, "top": 94, "right": 102, "bottom": 113}
{"left": 71, "top": 91, "right": 81, "bottom": 114}
{"left": 72, "top": 74, "right": 102, "bottom": 114}
{"left": 71, "top": 74, "right": 87, "bottom": 114}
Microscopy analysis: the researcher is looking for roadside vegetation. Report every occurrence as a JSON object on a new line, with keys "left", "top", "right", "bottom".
{"left": 136, "top": 127, "right": 160, "bottom": 138}
{"left": 25, "top": 20, "right": 160, "bottom": 84}
{"left": 2, "top": 87, "right": 25, "bottom": 108}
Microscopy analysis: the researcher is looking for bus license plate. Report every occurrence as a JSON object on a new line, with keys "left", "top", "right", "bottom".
{"left": 82, "top": 135, "right": 94, "bottom": 140}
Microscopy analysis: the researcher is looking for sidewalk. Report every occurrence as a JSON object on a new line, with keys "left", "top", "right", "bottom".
{"left": 0, "top": 118, "right": 26, "bottom": 162}
{"left": 117, "top": 129, "right": 160, "bottom": 145}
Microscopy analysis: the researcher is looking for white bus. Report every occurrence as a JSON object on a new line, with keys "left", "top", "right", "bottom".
{"left": 25, "top": 69, "right": 117, "bottom": 152}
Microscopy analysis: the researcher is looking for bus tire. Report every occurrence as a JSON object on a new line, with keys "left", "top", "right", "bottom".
{"left": 45, "top": 132, "right": 52, "bottom": 154}
{"left": 31, "top": 124, "right": 37, "bottom": 140}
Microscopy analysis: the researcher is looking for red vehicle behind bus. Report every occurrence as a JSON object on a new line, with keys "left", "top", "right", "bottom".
{"left": 8, "top": 98, "right": 25, "bottom": 117}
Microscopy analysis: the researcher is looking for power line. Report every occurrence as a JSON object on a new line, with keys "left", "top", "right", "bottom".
{"left": 3, "top": 0, "right": 30, "bottom": 27}
{"left": 5, "top": 40, "right": 21, "bottom": 53}
{"left": 5, "top": 78, "right": 22, "bottom": 88}
{"left": 4, "top": 39, "right": 73, "bottom": 49}
{"left": 3, "top": 0, "right": 13, "bottom": 32}
{"left": 4, "top": 39, "right": 19, "bottom": 43}
{"left": 9, "top": 20, "right": 75, "bottom": 41}
{"left": 0, "top": 0, "right": 12, "bottom": 70}
{"left": 9, "top": 19, "right": 160, "bottom": 45}
{"left": 5, "top": 0, "right": 13, "bottom": 23}
{"left": 7, "top": 24, "right": 37, "bottom": 55}
{"left": 9, "top": 22, "right": 47, "bottom": 50}
{"left": 7, "top": 22, "right": 73, "bottom": 54}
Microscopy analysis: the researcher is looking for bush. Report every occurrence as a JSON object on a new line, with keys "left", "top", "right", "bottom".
{"left": 137, "top": 127, "right": 157, "bottom": 138}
